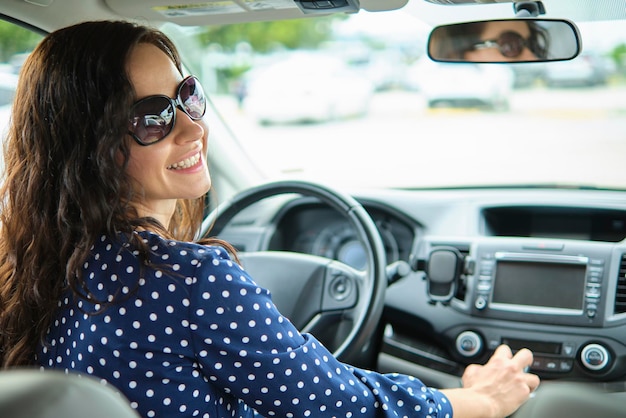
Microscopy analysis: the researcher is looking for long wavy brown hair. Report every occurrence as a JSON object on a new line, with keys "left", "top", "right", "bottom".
{"left": 0, "top": 20, "right": 234, "bottom": 367}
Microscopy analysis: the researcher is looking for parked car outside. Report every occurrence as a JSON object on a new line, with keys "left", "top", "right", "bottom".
{"left": 242, "top": 52, "right": 374, "bottom": 125}
{"left": 544, "top": 52, "right": 614, "bottom": 87}
{"left": 408, "top": 57, "right": 514, "bottom": 109}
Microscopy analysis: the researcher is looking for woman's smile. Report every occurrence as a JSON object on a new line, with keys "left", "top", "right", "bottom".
{"left": 167, "top": 151, "right": 202, "bottom": 170}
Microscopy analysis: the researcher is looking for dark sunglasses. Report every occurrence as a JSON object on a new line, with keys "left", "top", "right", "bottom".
{"left": 128, "top": 75, "right": 206, "bottom": 146}
{"left": 472, "top": 31, "right": 530, "bottom": 58}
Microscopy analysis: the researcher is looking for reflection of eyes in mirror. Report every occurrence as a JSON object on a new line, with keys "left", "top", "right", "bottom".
{"left": 470, "top": 26, "right": 542, "bottom": 61}
{"left": 428, "top": 19, "right": 581, "bottom": 64}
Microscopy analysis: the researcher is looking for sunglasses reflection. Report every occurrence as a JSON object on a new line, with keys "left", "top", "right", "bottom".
{"left": 431, "top": 20, "right": 549, "bottom": 62}
{"left": 128, "top": 76, "right": 206, "bottom": 146}
{"left": 472, "top": 31, "right": 533, "bottom": 59}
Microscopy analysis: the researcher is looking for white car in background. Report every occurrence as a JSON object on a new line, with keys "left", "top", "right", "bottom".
{"left": 409, "top": 57, "right": 514, "bottom": 110}
{"left": 243, "top": 52, "right": 374, "bottom": 125}
{"left": 544, "top": 52, "right": 613, "bottom": 87}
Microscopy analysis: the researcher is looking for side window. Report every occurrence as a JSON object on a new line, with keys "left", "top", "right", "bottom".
{"left": 0, "top": 21, "right": 43, "bottom": 137}
{"left": 0, "top": 84, "right": 16, "bottom": 107}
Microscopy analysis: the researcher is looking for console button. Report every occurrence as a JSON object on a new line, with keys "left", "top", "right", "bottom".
{"left": 531, "top": 357, "right": 573, "bottom": 373}
{"left": 562, "top": 343, "right": 576, "bottom": 357}
{"left": 477, "top": 281, "right": 491, "bottom": 292}
{"left": 474, "top": 295, "right": 487, "bottom": 310}
{"left": 587, "top": 274, "right": 602, "bottom": 283}
{"left": 531, "top": 356, "right": 546, "bottom": 370}
{"left": 585, "top": 285, "right": 601, "bottom": 301}
{"left": 580, "top": 343, "right": 610, "bottom": 371}
{"left": 559, "top": 360, "right": 573, "bottom": 372}
{"left": 456, "top": 331, "right": 482, "bottom": 357}
{"left": 545, "top": 359, "right": 558, "bottom": 370}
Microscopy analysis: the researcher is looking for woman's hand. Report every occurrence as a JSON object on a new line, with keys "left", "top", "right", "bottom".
{"left": 441, "top": 345, "right": 540, "bottom": 418}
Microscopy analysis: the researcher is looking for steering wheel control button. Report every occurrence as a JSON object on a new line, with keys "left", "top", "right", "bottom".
{"left": 330, "top": 274, "right": 352, "bottom": 301}
{"left": 322, "top": 265, "right": 358, "bottom": 311}
{"left": 455, "top": 331, "right": 482, "bottom": 357}
{"left": 580, "top": 344, "right": 610, "bottom": 371}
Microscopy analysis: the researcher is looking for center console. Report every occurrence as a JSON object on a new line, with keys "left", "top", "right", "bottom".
{"left": 421, "top": 237, "right": 626, "bottom": 381}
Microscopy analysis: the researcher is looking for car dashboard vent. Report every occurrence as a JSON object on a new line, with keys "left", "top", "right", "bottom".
{"left": 615, "top": 254, "right": 626, "bottom": 314}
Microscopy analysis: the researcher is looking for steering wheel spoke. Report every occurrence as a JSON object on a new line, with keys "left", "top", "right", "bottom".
{"left": 300, "top": 311, "right": 356, "bottom": 353}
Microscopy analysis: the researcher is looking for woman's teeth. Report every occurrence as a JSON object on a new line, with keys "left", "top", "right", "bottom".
{"left": 168, "top": 153, "right": 200, "bottom": 170}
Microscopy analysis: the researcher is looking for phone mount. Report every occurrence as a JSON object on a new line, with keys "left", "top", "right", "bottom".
{"left": 423, "top": 246, "right": 465, "bottom": 305}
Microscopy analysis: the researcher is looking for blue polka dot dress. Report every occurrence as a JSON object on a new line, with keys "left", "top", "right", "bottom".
{"left": 37, "top": 231, "right": 453, "bottom": 418}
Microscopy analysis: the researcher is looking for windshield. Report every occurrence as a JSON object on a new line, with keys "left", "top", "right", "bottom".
{"left": 160, "top": 5, "right": 626, "bottom": 191}
{"left": 1, "top": 5, "right": 625, "bottom": 192}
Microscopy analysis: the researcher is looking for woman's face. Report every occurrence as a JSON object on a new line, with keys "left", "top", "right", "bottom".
{"left": 464, "top": 20, "right": 538, "bottom": 62}
{"left": 125, "top": 43, "right": 211, "bottom": 225}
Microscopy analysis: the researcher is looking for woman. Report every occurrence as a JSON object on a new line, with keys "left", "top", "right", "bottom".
{"left": 0, "top": 20, "right": 538, "bottom": 418}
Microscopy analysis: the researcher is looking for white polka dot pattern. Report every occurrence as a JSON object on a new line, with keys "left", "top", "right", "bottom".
{"left": 37, "top": 231, "right": 452, "bottom": 418}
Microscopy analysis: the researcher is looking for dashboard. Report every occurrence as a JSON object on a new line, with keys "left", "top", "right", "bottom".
{"left": 266, "top": 201, "right": 416, "bottom": 270}
{"left": 215, "top": 187, "right": 626, "bottom": 391}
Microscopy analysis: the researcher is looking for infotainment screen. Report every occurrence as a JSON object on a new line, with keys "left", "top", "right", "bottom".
{"left": 492, "top": 260, "right": 586, "bottom": 311}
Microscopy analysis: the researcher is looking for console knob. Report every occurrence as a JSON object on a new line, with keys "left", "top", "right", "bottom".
{"left": 475, "top": 295, "right": 487, "bottom": 310}
{"left": 456, "top": 331, "right": 482, "bottom": 357}
{"left": 580, "top": 343, "right": 610, "bottom": 372}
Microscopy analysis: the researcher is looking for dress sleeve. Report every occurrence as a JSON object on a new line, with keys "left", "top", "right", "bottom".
{"left": 187, "top": 246, "right": 453, "bottom": 418}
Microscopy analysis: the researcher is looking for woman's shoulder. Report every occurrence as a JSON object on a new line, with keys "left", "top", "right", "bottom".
{"left": 137, "top": 230, "right": 233, "bottom": 261}
{"left": 92, "top": 231, "right": 234, "bottom": 265}
{"left": 135, "top": 231, "right": 254, "bottom": 291}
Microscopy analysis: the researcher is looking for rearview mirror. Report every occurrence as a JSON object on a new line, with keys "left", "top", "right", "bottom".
{"left": 428, "top": 18, "right": 581, "bottom": 63}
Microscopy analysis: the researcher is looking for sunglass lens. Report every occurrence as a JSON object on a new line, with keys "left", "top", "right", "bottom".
{"left": 129, "top": 97, "right": 174, "bottom": 145}
{"left": 179, "top": 77, "right": 206, "bottom": 120}
{"left": 499, "top": 31, "right": 525, "bottom": 58}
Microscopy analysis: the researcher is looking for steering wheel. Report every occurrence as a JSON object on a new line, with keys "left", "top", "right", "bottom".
{"left": 201, "top": 180, "right": 388, "bottom": 361}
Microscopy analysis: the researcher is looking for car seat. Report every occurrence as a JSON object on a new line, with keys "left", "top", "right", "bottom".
{"left": 0, "top": 369, "right": 139, "bottom": 418}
